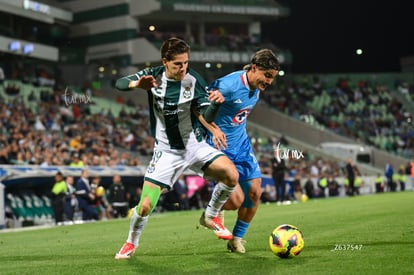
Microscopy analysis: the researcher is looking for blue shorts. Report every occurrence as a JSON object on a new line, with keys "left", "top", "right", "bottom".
{"left": 222, "top": 137, "right": 261, "bottom": 182}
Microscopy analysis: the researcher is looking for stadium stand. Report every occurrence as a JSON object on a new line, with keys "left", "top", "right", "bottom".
{"left": 0, "top": 0, "right": 412, "bottom": 229}
{"left": 260, "top": 74, "right": 414, "bottom": 160}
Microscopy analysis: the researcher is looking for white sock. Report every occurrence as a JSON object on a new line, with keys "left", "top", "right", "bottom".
{"left": 205, "top": 182, "right": 235, "bottom": 218}
{"left": 126, "top": 208, "right": 149, "bottom": 247}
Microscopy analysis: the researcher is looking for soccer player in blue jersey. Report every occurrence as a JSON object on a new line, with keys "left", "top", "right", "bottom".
{"left": 202, "top": 49, "right": 280, "bottom": 253}
{"left": 113, "top": 38, "right": 239, "bottom": 259}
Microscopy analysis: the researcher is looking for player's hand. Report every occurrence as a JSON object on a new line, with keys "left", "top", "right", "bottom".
{"left": 211, "top": 125, "right": 227, "bottom": 150}
{"left": 208, "top": 89, "right": 224, "bottom": 104}
{"left": 130, "top": 76, "right": 157, "bottom": 90}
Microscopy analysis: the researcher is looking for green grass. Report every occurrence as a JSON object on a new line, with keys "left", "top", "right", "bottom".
{"left": 1, "top": 192, "right": 413, "bottom": 275}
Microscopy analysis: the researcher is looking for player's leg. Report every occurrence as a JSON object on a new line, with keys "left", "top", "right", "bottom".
{"left": 115, "top": 181, "right": 162, "bottom": 259}
{"left": 204, "top": 155, "right": 238, "bottom": 213}
{"left": 226, "top": 143, "right": 262, "bottom": 253}
{"left": 222, "top": 183, "right": 244, "bottom": 210}
{"left": 228, "top": 177, "right": 262, "bottom": 253}
{"left": 116, "top": 149, "right": 182, "bottom": 259}
{"left": 201, "top": 155, "right": 239, "bottom": 239}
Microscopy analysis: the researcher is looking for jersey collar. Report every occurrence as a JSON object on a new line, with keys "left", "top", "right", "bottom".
{"left": 240, "top": 71, "right": 254, "bottom": 91}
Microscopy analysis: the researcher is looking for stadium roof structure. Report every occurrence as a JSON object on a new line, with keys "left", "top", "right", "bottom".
{"left": 59, "top": 0, "right": 290, "bottom": 67}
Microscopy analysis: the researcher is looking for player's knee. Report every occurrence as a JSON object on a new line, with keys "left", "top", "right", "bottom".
{"left": 249, "top": 188, "right": 262, "bottom": 203}
{"left": 223, "top": 200, "right": 239, "bottom": 210}
{"left": 224, "top": 186, "right": 243, "bottom": 210}
{"left": 224, "top": 165, "right": 239, "bottom": 187}
{"left": 138, "top": 182, "right": 162, "bottom": 216}
{"left": 139, "top": 197, "right": 152, "bottom": 216}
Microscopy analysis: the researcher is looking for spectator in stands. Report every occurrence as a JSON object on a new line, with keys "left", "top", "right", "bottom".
{"left": 0, "top": 139, "right": 9, "bottom": 164}
{"left": 40, "top": 153, "right": 52, "bottom": 167}
{"left": 277, "top": 134, "right": 289, "bottom": 146}
{"left": 5, "top": 83, "right": 19, "bottom": 95}
{"left": 75, "top": 169, "right": 98, "bottom": 221}
{"left": 69, "top": 135, "right": 82, "bottom": 151}
{"left": 64, "top": 176, "right": 77, "bottom": 221}
{"left": 107, "top": 174, "right": 129, "bottom": 218}
{"left": 70, "top": 152, "right": 84, "bottom": 167}
{"left": 51, "top": 171, "right": 67, "bottom": 225}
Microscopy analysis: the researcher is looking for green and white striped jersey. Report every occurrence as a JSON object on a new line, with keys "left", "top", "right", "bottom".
{"left": 116, "top": 66, "right": 210, "bottom": 150}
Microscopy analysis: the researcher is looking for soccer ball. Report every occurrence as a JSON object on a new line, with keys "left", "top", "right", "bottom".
{"left": 300, "top": 194, "right": 309, "bottom": 203}
{"left": 95, "top": 186, "right": 105, "bottom": 197}
{"left": 269, "top": 224, "right": 304, "bottom": 258}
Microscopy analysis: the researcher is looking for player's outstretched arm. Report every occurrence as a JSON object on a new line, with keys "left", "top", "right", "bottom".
{"left": 115, "top": 75, "right": 157, "bottom": 91}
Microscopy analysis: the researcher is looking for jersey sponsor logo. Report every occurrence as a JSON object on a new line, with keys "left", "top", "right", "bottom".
{"left": 232, "top": 108, "right": 251, "bottom": 124}
{"left": 233, "top": 99, "right": 243, "bottom": 103}
{"left": 164, "top": 108, "right": 184, "bottom": 116}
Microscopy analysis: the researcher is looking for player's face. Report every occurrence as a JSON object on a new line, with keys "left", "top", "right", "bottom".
{"left": 163, "top": 53, "right": 189, "bottom": 81}
{"left": 249, "top": 64, "right": 278, "bottom": 91}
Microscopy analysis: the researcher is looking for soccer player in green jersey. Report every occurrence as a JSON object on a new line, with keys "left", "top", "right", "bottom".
{"left": 114, "top": 37, "right": 239, "bottom": 259}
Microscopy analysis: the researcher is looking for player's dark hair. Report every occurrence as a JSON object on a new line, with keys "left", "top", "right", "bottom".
{"left": 160, "top": 37, "right": 190, "bottom": 61}
{"left": 244, "top": 49, "right": 280, "bottom": 71}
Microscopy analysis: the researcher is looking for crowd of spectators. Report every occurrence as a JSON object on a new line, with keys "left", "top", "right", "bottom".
{"left": 0, "top": 81, "right": 154, "bottom": 167}
{"left": 2, "top": 72, "right": 413, "bottom": 227}
{"left": 262, "top": 76, "right": 414, "bottom": 159}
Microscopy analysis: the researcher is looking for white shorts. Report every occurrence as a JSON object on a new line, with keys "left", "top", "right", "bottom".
{"left": 144, "top": 141, "right": 224, "bottom": 189}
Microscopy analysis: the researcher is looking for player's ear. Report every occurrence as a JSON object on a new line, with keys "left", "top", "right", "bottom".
{"left": 162, "top": 58, "right": 168, "bottom": 66}
{"left": 251, "top": 63, "right": 258, "bottom": 72}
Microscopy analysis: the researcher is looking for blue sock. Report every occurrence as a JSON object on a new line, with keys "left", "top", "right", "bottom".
{"left": 233, "top": 219, "right": 249, "bottom": 238}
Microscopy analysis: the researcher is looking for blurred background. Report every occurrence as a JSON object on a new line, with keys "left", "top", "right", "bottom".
{"left": 0, "top": 0, "right": 413, "bottom": 228}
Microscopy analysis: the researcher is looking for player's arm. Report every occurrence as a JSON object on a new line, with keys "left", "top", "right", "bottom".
{"left": 194, "top": 108, "right": 227, "bottom": 150}
{"left": 115, "top": 73, "right": 157, "bottom": 91}
{"left": 201, "top": 89, "right": 224, "bottom": 123}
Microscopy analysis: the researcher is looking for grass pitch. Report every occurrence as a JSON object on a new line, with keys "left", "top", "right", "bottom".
{"left": 1, "top": 192, "right": 413, "bottom": 275}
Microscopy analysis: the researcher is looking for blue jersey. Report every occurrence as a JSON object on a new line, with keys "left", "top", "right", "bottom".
{"left": 207, "top": 70, "right": 261, "bottom": 181}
